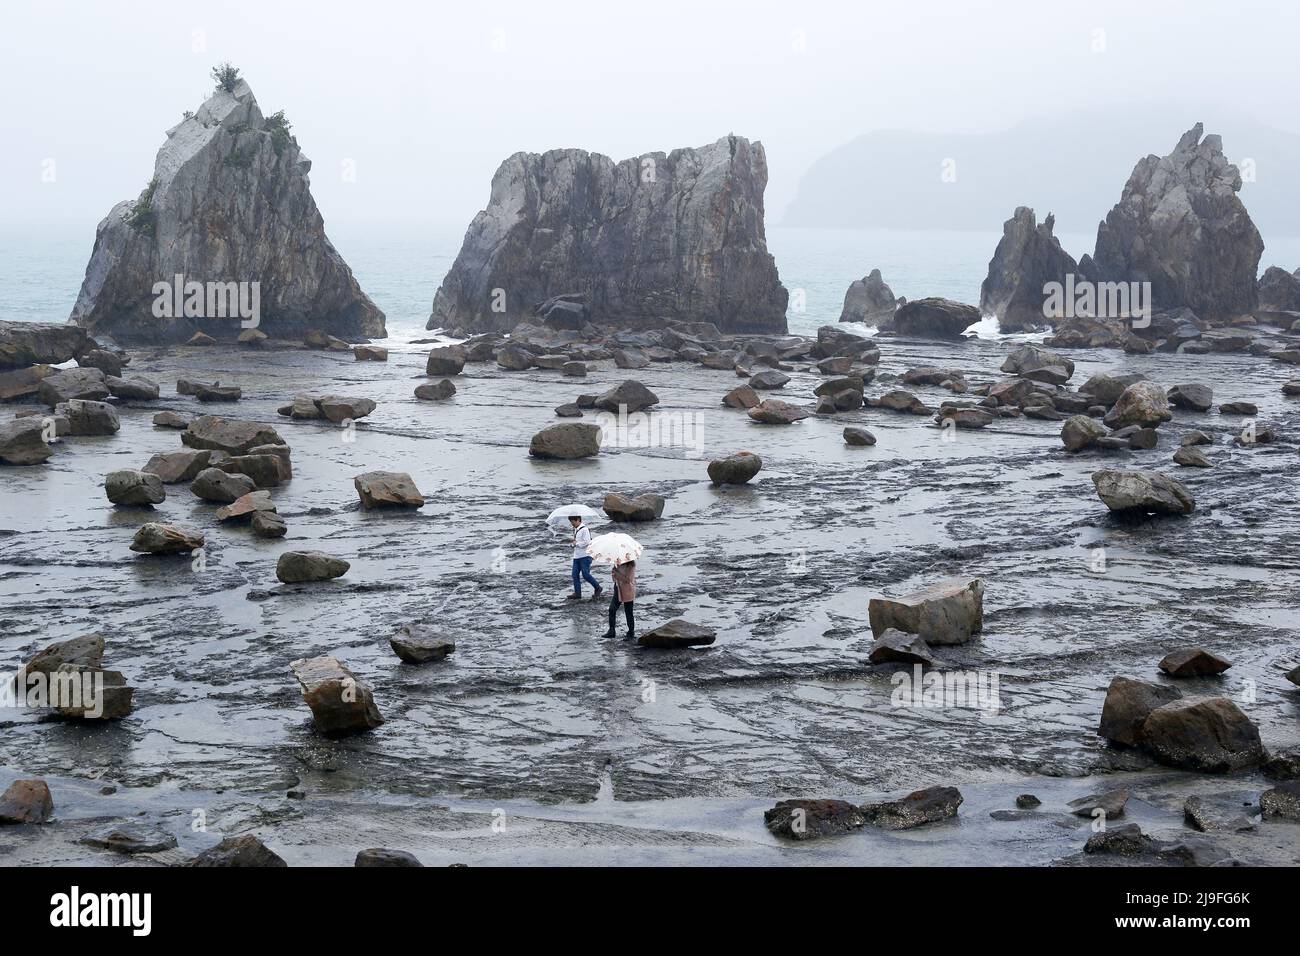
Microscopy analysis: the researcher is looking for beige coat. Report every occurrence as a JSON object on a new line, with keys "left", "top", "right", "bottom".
{"left": 611, "top": 561, "right": 636, "bottom": 602}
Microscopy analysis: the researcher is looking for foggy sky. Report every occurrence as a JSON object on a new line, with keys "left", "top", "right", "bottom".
{"left": 3, "top": 0, "right": 1298, "bottom": 234}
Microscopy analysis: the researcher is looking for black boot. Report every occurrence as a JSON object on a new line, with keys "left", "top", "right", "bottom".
{"left": 601, "top": 629, "right": 616, "bottom": 640}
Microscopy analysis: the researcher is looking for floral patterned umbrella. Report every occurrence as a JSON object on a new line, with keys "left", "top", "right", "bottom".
{"left": 586, "top": 532, "right": 643, "bottom": 566}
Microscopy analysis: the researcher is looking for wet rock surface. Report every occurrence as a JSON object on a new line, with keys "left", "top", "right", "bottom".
{"left": 1, "top": 332, "right": 1298, "bottom": 864}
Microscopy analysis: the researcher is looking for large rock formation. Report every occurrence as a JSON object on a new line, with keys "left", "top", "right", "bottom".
{"left": 0, "top": 321, "right": 89, "bottom": 369}
{"left": 838, "top": 269, "right": 898, "bottom": 324}
{"left": 980, "top": 208, "right": 1083, "bottom": 332}
{"left": 880, "top": 298, "right": 978, "bottom": 339}
{"left": 1258, "top": 266, "right": 1300, "bottom": 313}
{"left": 1084, "top": 124, "right": 1263, "bottom": 321}
{"left": 426, "top": 135, "right": 788, "bottom": 334}
{"left": 69, "top": 76, "right": 384, "bottom": 343}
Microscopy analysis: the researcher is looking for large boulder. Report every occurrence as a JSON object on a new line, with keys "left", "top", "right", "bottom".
{"left": 106, "top": 375, "right": 160, "bottom": 400}
{"left": 277, "top": 551, "right": 349, "bottom": 584}
{"left": 315, "top": 396, "right": 376, "bottom": 424}
{"left": 68, "top": 78, "right": 384, "bottom": 343}
{"left": 188, "top": 834, "right": 287, "bottom": 867}
{"left": 389, "top": 624, "right": 456, "bottom": 664}
{"left": 1061, "top": 414, "right": 1107, "bottom": 452}
{"left": 859, "top": 786, "right": 963, "bottom": 830}
{"left": 182, "top": 416, "right": 284, "bottom": 454}
{"left": 1088, "top": 124, "right": 1263, "bottom": 320}
{"left": 425, "top": 345, "right": 467, "bottom": 376}
{"left": 603, "top": 492, "right": 665, "bottom": 522}
{"left": 0, "top": 321, "right": 88, "bottom": 370}
{"left": 130, "top": 522, "right": 204, "bottom": 554}
{"left": 0, "top": 418, "right": 54, "bottom": 465}
{"left": 290, "top": 655, "right": 383, "bottom": 735}
{"left": 19, "top": 633, "right": 104, "bottom": 678}
{"left": 0, "top": 779, "right": 54, "bottom": 825}
{"left": 764, "top": 799, "right": 865, "bottom": 841}
{"left": 883, "top": 297, "right": 978, "bottom": 339}
{"left": 1103, "top": 382, "right": 1172, "bottom": 429}
{"left": 1092, "top": 469, "right": 1195, "bottom": 516}
{"left": 38, "top": 368, "right": 109, "bottom": 407}
{"left": 980, "top": 208, "right": 1082, "bottom": 332}
{"left": 426, "top": 135, "right": 788, "bottom": 334}
{"left": 191, "top": 467, "right": 257, "bottom": 503}
{"left": 838, "top": 268, "right": 898, "bottom": 325}
{"left": 1140, "top": 698, "right": 1265, "bottom": 773}
{"left": 529, "top": 422, "right": 602, "bottom": 460}
{"left": 707, "top": 451, "right": 762, "bottom": 485}
{"left": 1098, "top": 677, "right": 1182, "bottom": 748}
{"left": 1257, "top": 266, "right": 1300, "bottom": 312}
{"left": 354, "top": 471, "right": 425, "bottom": 508}
{"left": 637, "top": 620, "right": 717, "bottom": 649}
{"left": 868, "top": 578, "right": 984, "bottom": 646}
{"left": 1000, "top": 344, "right": 1074, "bottom": 385}
{"left": 0, "top": 365, "right": 55, "bottom": 402}
{"left": 1167, "top": 383, "right": 1213, "bottom": 412}
{"left": 56, "top": 400, "right": 120, "bottom": 436}
{"left": 54, "top": 664, "right": 134, "bottom": 720}
{"left": 215, "top": 490, "right": 277, "bottom": 522}
{"left": 747, "top": 399, "right": 811, "bottom": 424}
{"left": 593, "top": 381, "right": 659, "bottom": 414}
{"left": 105, "top": 469, "right": 165, "bottom": 506}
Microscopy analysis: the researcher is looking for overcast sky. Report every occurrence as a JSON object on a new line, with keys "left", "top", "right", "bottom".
{"left": 3, "top": 0, "right": 1297, "bottom": 234}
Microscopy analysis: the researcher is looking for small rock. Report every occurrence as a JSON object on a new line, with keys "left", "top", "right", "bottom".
{"left": 290, "top": 655, "right": 383, "bottom": 735}
{"left": 763, "top": 799, "right": 865, "bottom": 841}
{"left": 215, "top": 490, "right": 276, "bottom": 523}
{"left": 188, "top": 834, "right": 287, "bottom": 867}
{"left": 143, "top": 449, "right": 211, "bottom": 483}
{"left": 251, "top": 511, "right": 288, "bottom": 538}
{"left": 1098, "top": 676, "right": 1182, "bottom": 748}
{"left": 867, "top": 629, "right": 935, "bottom": 665}
{"left": 1158, "top": 647, "right": 1231, "bottom": 677}
{"left": 554, "top": 403, "right": 583, "bottom": 417}
{"left": 426, "top": 345, "right": 467, "bottom": 376}
{"left": 1173, "top": 446, "right": 1212, "bottom": 468}
{"left": 81, "top": 823, "right": 178, "bottom": 854}
{"left": 56, "top": 399, "right": 120, "bottom": 436}
{"left": 1061, "top": 414, "right": 1108, "bottom": 452}
{"left": 749, "top": 369, "right": 789, "bottom": 390}
{"left": 1259, "top": 781, "right": 1300, "bottom": 822}
{"left": 356, "top": 848, "right": 423, "bottom": 867}
{"left": 277, "top": 551, "right": 349, "bottom": 584}
{"left": 593, "top": 380, "right": 659, "bottom": 414}
{"left": 191, "top": 467, "right": 256, "bottom": 503}
{"left": 105, "top": 469, "right": 165, "bottom": 506}
{"left": 415, "top": 379, "right": 456, "bottom": 401}
{"left": 355, "top": 471, "right": 425, "bottom": 508}
{"left": 603, "top": 492, "right": 665, "bottom": 522}
{"left": 194, "top": 382, "right": 242, "bottom": 403}
{"left": 1218, "top": 401, "right": 1257, "bottom": 415}
{"left": 316, "top": 395, "right": 376, "bottom": 424}
{"left": 1141, "top": 697, "right": 1265, "bottom": 773}
{"left": 0, "top": 779, "right": 54, "bottom": 824}
{"left": 707, "top": 451, "right": 762, "bottom": 485}
{"left": 1092, "top": 469, "right": 1195, "bottom": 516}
{"left": 747, "top": 399, "right": 811, "bottom": 424}
{"left": 843, "top": 426, "right": 876, "bottom": 446}
{"left": 130, "top": 522, "right": 204, "bottom": 554}
{"left": 722, "top": 385, "right": 760, "bottom": 409}
{"left": 859, "top": 786, "right": 962, "bottom": 830}
{"left": 1015, "top": 794, "right": 1041, "bottom": 809}
{"left": 1067, "top": 789, "right": 1129, "bottom": 819}
{"left": 389, "top": 624, "right": 456, "bottom": 664}
{"left": 1167, "top": 383, "right": 1213, "bottom": 412}
{"left": 868, "top": 578, "right": 983, "bottom": 646}
{"left": 529, "top": 422, "right": 602, "bottom": 460}
{"left": 354, "top": 345, "right": 388, "bottom": 361}
{"left": 1184, "top": 793, "right": 1258, "bottom": 832}
{"left": 637, "top": 620, "right": 717, "bottom": 649}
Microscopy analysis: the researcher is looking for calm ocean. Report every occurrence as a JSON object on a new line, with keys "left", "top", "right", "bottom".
{"left": 3, "top": 224, "right": 1298, "bottom": 342}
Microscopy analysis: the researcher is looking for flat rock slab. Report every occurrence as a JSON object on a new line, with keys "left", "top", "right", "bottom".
{"left": 1067, "top": 789, "right": 1130, "bottom": 819}
{"left": 277, "top": 550, "right": 349, "bottom": 584}
{"left": 182, "top": 416, "right": 285, "bottom": 455}
{"left": 764, "top": 799, "right": 865, "bottom": 841}
{"left": 637, "top": 620, "right": 717, "bottom": 649}
{"left": 215, "top": 490, "right": 276, "bottom": 522}
{"left": 867, "top": 629, "right": 936, "bottom": 666}
{"left": 860, "top": 786, "right": 963, "bottom": 830}
{"left": 390, "top": 624, "right": 456, "bottom": 664}
{"left": 868, "top": 577, "right": 984, "bottom": 646}
{"left": 355, "top": 471, "right": 425, "bottom": 508}
{"left": 80, "top": 823, "right": 179, "bottom": 854}
{"left": 1183, "top": 792, "right": 1259, "bottom": 832}
{"left": 290, "top": 655, "right": 384, "bottom": 735}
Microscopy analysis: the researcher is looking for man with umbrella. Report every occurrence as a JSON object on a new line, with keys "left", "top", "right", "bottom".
{"left": 567, "top": 515, "right": 603, "bottom": 601}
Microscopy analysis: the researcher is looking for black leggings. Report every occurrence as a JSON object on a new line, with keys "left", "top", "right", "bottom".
{"left": 609, "top": 595, "right": 634, "bottom": 633}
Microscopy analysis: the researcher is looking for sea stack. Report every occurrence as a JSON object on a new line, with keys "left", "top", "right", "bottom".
{"left": 1083, "top": 123, "right": 1263, "bottom": 321}
{"left": 427, "top": 135, "right": 788, "bottom": 334}
{"left": 980, "top": 207, "right": 1083, "bottom": 332}
{"left": 68, "top": 69, "right": 385, "bottom": 343}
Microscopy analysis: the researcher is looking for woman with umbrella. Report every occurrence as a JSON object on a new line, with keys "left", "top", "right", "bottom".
{"left": 587, "top": 532, "right": 642, "bottom": 640}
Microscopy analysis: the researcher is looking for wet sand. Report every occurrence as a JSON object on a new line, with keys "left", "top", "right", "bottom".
{"left": 2, "top": 334, "right": 1299, "bottom": 864}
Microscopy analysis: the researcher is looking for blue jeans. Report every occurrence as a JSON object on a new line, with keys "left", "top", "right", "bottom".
{"left": 572, "top": 557, "right": 600, "bottom": 595}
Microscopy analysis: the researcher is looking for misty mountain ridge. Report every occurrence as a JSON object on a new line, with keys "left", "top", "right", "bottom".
{"left": 781, "top": 110, "right": 1300, "bottom": 247}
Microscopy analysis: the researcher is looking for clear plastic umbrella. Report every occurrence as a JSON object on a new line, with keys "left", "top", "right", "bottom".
{"left": 587, "top": 532, "right": 643, "bottom": 566}
{"left": 545, "top": 504, "right": 604, "bottom": 535}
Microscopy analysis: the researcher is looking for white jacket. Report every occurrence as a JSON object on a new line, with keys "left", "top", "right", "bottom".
{"left": 572, "top": 524, "right": 592, "bottom": 560}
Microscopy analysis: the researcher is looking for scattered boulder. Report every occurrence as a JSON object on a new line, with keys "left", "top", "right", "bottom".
{"left": 191, "top": 467, "right": 257, "bottom": 503}
{"left": 637, "top": 620, "right": 717, "bottom": 649}
{"left": 870, "top": 390, "right": 931, "bottom": 415}
{"left": 859, "top": 786, "right": 962, "bottom": 830}
{"left": 215, "top": 490, "right": 276, "bottom": 522}
{"left": 1140, "top": 697, "right": 1265, "bottom": 773}
{"left": 56, "top": 399, "right": 120, "bottom": 436}
{"left": 1016, "top": 795, "right": 1041, "bottom": 809}
{"left": 389, "top": 624, "right": 456, "bottom": 664}
{"left": 81, "top": 823, "right": 178, "bottom": 854}
{"left": 614, "top": 348, "right": 650, "bottom": 370}
{"left": 1061, "top": 415, "right": 1108, "bottom": 452}
{"left": 52, "top": 663, "right": 133, "bottom": 720}
{"left": 593, "top": 380, "right": 659, "bottom": 414}
{"left": 354, "top": 345, "right": 388, "bottom": 362}
{"left": 415, "top": 379, "right": 457, "bottom": 401}
{"left": 290, "top": 655, "right": 383, "bottom": 735}
{"left": 0, "top": 779, "right": 54, "bottom": 824}
{"left": 188, "top": 834, "right": 287, "bottom": 868}
{"left": 1218, "top": 400, "right": 1257, "bottom": 416}
{"left": 20, "top": 633, "right": 104, "bottom": 678}
{"left": 603, "top": 492, "right": 665, "bottom": 522}
{"left": 183, "top": 416, "right": 284, "bottom": 455}
{"left": 277, "top": 551, "right": 349, "bottom": 584}
{"left": 216, "top": 453, "right": 286, "bottom": 488}
{"left": 0, "top": 418, "right": 54, "bottom": 466}
{"left": 495, "top": 344, "right": 535, "bottom": 370}
{"left": 1103, "top": 381, "right": 1172, "bottom": 429}
{"left": 1159, "top": 647, "right": 1231, "bottom": 677}
{"left": 1000, "top": 344, "right": 1075, "bottom": 384}
{"left": 315, "top": 395, "right": 376, "bottom": 424}
{"left": 187, "top": 331, "right": 217, "bottom": 346}
{"left": 868, "top": 578, "right": 984, "bottom": 646}
{"left": 1080, "top": 372, "right": 1146, "bottom": 407}
{"left": 1184, "top": 793, "right": 1259, "bottom": 833}
{"left": 838, "top": 268, "right": 898, "bottom": 326}
{"left": 867, "top": 629, "right": 936, "bottom": 666}
{"left": 554, "top": 403, "right": 583, "bottom": 417}
{"left": 937, "top": 407, "right": 995, "bottom": 429}
{"left": 1092, "top": 469, "right": 1195, "bottom": 516}
{"left": 106, "top": 375, "right": 159, "bottom": 400}
{"left": 764, "top": 799, "right": 865, "bottom": 841}
{"left": 1260, "top": 782, "right": 1300, "bottom": 822}
{"left": 354, "top": 471, "right": 425, "bottom": 509}
{"left": 426, "top": 345, "right": 467, "bottom": 376}
{"left": 1097, "top": 676, "right": 1182, "bottom": 748}
{"left": 0, "top": 320, "right": 88, "bottom": 369}
{"left": 142, "top": 449, "right": 211, "bottom": 483}
{"left": 707, "top": 451, "right": 762, "bottom": 485}
{"left": 748, "top": 399, "right": 811, "bottom": 424}
{"left": 194, "top": 382, "right": 242, "bottom": 403}
{"left": 38, "top": 367, "right": 109, "bottom": 407}
{"left": 749, "top": 369, "right": 789, "bottom": 390}
{"left": 529, "top": 422, "right": 602, "bottom": 460}
{"left": 356, "top": 848, "right": 423, "bottom": 867}
{"left": 723, "top": 385, "right": 760, "bottom": 409}
{"left": 1173, "top": 446, "right": 1212, "bottom": 468}
{"left": 0, "top": 364, "right": 54, "bottom": 402}
{"left": 886, "top": 298, "right": 978, "bottom": 339}
{"left": 105, "top": 469, "right": 165, "bottom": 506}
{"left": 1168, "top": 384, "right": 1213, "bottom": 412}
{"left": 130, "top": 522, "right": 203, "bottom": 554}
{"left": 1068, "top": 789, "right": 1129, "bottom": 819}
{"left": 562, "top": 361, "right": 587, "bottom": 378}
{"left": 843, "top": 426, "right": 876, "bottom": 447}
{"left": 250, "top": 511, "right": 287, "bottom": 539}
